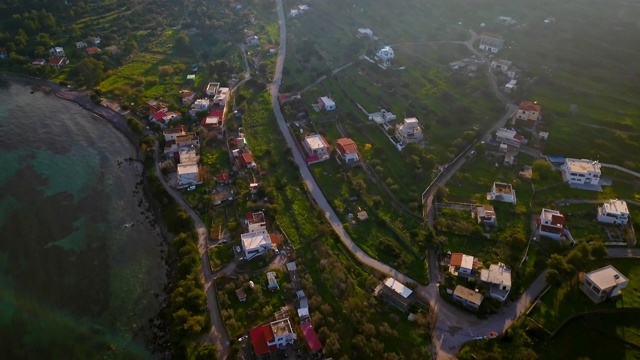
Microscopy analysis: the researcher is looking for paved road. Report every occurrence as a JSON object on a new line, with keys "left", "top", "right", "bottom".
{"left": 153, "top": 145, "right": 230, "bottom": 359}
{"left": 269, "top": 0, "right": 416, "bottom": 286}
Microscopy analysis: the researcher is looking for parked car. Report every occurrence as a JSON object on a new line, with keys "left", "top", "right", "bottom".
{"left": 238, "top": 335, "right": 248, "bottom": 342}
{"left": 274, "top": 248, "right": 280, "bottom": 255}
{"left": 234, "top": 246, "right": 241, "bottom": 253}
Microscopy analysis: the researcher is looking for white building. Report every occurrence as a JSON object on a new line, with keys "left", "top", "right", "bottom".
{"left": 303, "top": 134, "right": 331, "bottom": 163}
{"left": 476, "top": 204, "right": 497, "bottom": 226}
{"left": 213, "top": 87, "right": 230, "bottom": 106}
{"left": 597, "top": 199, "right": 629, "bottom": 225}
{"left": 163, "top": 125, "right": 187, "bottom": 142}
{"left": 246, "top": 211, "right": 267, "bottom": 232}
{"left": 49, "top": 46, "right": 65, "bottom": 57}
{"left": 561, "top": 158, "right": 602, "bottom": 185}
{"left": 478, "top": 33, "right": 504, "bottom": 53}
{"left": 480, "top": 263, "right": 512, "bottom": 302}
{"left": 514, "top": 101, "right": 541, "bottom": 125}
{"left": 581, "top": 265, "right": 628, "bottom": 304}
{"left": 205, "top": 82, "right": 220, "bottom": 96}
{"left": 450, "top": 253, "right": 474, "bottom": 278}
{"left": 249, "top": 318, "right": 296, "bottom": 356}
{"left": 504, "top": 79, "right": 517, "bottom": 93}
{"left": 490, "top": 59, "right": 512, "bottom": 73}
{"left": 539, "top": 208, "right": 565, "bottom": 240}
{"left": 335, "top": 138, "right": 359, "bottom": 164}
{"left": 177, "top": 163, "right": 202, "bottom": 187}
{"left": 452, "top": 285, "right": 483, "bottom": 311}
{"left": 241, "top": 230, "right": 273, "bottom": 260}
{"left": 376, "top": 45, "right": 394, "bottom": 63}
{"left": 395, "top": 117, "right": 424, "bottom": 145}
{"left": 317, "top": 96, "right": 336, "bottom": 111}
{"left": 190, "top": 98, "right": 211, "bottom": 116}
{"left": 357, "top": 28, "right": 374, "bottom": 38}
{"left": 495, "top": 127, "right": 523, "bottom": 147}
{"left": 487, "top": 182, "right": 517, "bottom": 204}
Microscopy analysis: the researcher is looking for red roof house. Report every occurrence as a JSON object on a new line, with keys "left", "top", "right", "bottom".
{"left": 215, "top": 172, "right": 231, "bottom": 184}
{"left": 249, "top": 324, "right": 277, "bottom": 357}
{"left": 86, "top": 46, "right": 100, "bottom": 55}
{"left": 335, "top": 137, "right": 359, "bottom": 164}
{"left": 239, "top": 152, "right": 256, "bottom": 168}
{"left": 48, "top": 56, "right": 69, "bottom": 69}
{"left": 300, "top": 322, "right": 323, "bottom": 353}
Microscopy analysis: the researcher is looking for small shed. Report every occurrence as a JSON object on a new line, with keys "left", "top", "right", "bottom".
{"left": 236, "top": 288, "right": 247, "bottom": 302}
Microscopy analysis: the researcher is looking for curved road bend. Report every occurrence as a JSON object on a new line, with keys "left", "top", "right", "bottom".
{"left": 153, "top": 145, "right": 230, "bottom": 359}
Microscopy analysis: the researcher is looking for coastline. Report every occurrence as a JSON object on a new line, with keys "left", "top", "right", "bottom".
{"left": 0, "top": 72, "right": 174, "bottom": 357}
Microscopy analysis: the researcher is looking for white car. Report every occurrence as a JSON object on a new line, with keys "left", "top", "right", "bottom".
{"left": 234, "top": 246, "right": 241, "bottom": 253}
{"left": 238, "top": 335, "right": 248, "bottom": 342}
{"left": 274, "top": 248, "right": 280, "bottom": 255}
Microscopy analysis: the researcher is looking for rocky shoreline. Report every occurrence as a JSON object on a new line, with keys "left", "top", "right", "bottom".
{"left": 1, "top": 72, "right": 174, "bottom": 358}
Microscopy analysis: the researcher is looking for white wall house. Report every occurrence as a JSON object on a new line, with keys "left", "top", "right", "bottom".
{"left": 514, "top": 101, "right": 541, "bottom": 125}
{"left": 487, "top": 182, "right": 517, "bottom": 204}
{"left": 246, "top": 211, "right": 267, "bottom": 232}
{"left": 476, "top": 205, "right": 497, "bottom": 226}
{"left": 538, "top": 208, "right": 565, "bottom": 240}
{"left": 376, "top": 45, "right": 394, "bottom": 63}
{"left": 241, "top": 230, "right": 272, "bottom": 260}
{"left": 561, "top": 158, "right": 602, "bottom": 185}
{"left": 303, "top": 134, "right": 331, "bottom": 163}
{"left": 478, "top": 34, "right": 504, "bottom": 53}
{"left": 490, "top": 59, "right": 512, "bottom": 73}
{"left": 450, "top": 253, "right": 474, "bottom": 278}
{"left": 318, "top": 96, "right": 336, "bottom": 111}
{"left": 597, "top": 199, "right": 629, "bottom": 225}
{"left": 395, "top": 117, "right": 424, "bottom": 145}
{"left": 205, "top": 82, "right": 220, "bottom": 96}
{"left": 452, "top": 285, "right": 483, "bottom": 311}
{"left": 177, "top": 163, "right": 202, "bottom": 187}
{"left": 581, "top": 265, "right": 628, "bottom": 304}
{"left": 495, "top": 127, "right": 523, "bottom": 147}
{"left": 49, "top": 46, "right": 65, "bottom": 57}
{"left": 357, "top": 28, "right": 374, "bottom": 38}
{"left": 480, "top": 263, "right": 512, "bottom": 302}
{"left": 335, "top": 138, "right": 359, "bottom": 164}
{"left": 190, "top": 98, "right": 211, "bottom": 116}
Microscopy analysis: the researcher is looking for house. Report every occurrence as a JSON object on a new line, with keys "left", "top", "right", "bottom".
{"left": 202, "top": 109, "right": 224, "bottom": 129}
{"left": 180, "top": 90, "right": 196, "bottom": 104}
{"left": 369, "top": 109, "right": 396, "bottom": 124}
{"left": 205, "top": 82, "right": 220, "bottom": 96}
{"left": 504, "top": 79, "right": 517, "bottom": 93}
{"left": 48, "top": 57, "right": 69, "bottom": 69}
{"left": 213, "top": 87, "right": 230, "bottom": 106}
{"left": 303, "top": 134, "right": 331, "bottom": 163}
{"left": 490, "top": 59, "right": 512, "bottom": 73}
{"left": 495, "top": 127, "right": 523, "bottom": 147}
{"left": 163, "top": 125, "right": 187, "bottom": 142}
{"left": 478, "top": 33, "right": 504, "bottom": 53}
{"left": 215, "top": 172, "right": 231, "bottom": 185}
{"left": 487, "top": 182, "right": 517, "bottom": 204}
{"left": 597, "top": 199, "right": 629, "bottom": 225}
{"left": 177, "top": 163, "right": 202, "bottom": 187}
{"left": 249, "top": 318, "right": 296, "bottom": 357}
{"left": 581, "top": 265, "right": 628, "bottom": 304}
{"left": 538, "top": 208, "right": 565, "bottom": 240}
{"left": 513, "top": 101, "right": 541, "bottom": 126}
{"left": 317, "top": 96, "right": 336, "bottom": 111}
{"left": 357, "top": 28, "right": 374, "bottom": 38}
{"left": 190, "top": 98, "right": 210, "bottom": 116}
{"left": 86, "top": 46, "right": 100, "bottom": 55}
{"left": 480, "top": 263, "right": 512, "bottom": 302}
{"left": 377, "top": 45, "right": 395, "bottom": 63}
{"left": 147, "top": 100, "right": 168, "bottom": 114}
{"left": 175, "top": 132, "right": 199, "bottom": 150}
{"left": 267, "top": 272, "right": 279, "bottom": 290}
{"left": 335, "top": 138, "right": 359, "bottom": 164}
{"left": 539, "top": 130, "right": 550, "bottom": 140}
{"left": 76, "top": 41, "right": 88, "bottom": 48}
{"left": 449, "top": 253, "right": 475, "bottom": 278}
{"left": 235, "top": 288, "right": 247, "bottom": 302}
{"left": 246, "top": 35, "right": 259, "bottom": 46}
{"left": 297, "top": 290, "right": 309, "bottom": 318}
{"left": 507, "top": 67, "right": 520, "bottom": 79}
{"left": 241, "top": 230, "right": 272, "bottom": 260}
{"left": 239, "top": 152, "right": 257, "bottom": 168}
{"left": 395, "top": 117, "right": 424, "bottom": 145}
{"left": 31, "top": 59, "right": 46, "bottom": 66}
{"left": 267, "top": 45, "right": 277, "bottom": 55}
{"left": 49, "top": 47, "right": 65, "bottom": 57}
{"left": 0, "top": 47, "right": 8, "bottom": 59}
{"left": 87, "top": 36, "right": 101, "bottom": 46}
{"left": 476, "top": 204, "right": 497, "bottom": 226}
{"left": 245, "top": 211, "right": 267, "bottom": 232}
{"left": 452, "top": 285, "right": 484, "bottom": 311}
{"left": 561, "top": 158, "right": 602, "bottom": 185}
{"left": 300, "top": 322, "right": 323, "bottom": 354}
{"left": 378, "top": 277, "right": 415, "bottom": 312}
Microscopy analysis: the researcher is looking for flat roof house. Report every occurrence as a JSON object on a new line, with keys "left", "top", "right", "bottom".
{"left": 450, "top": 253, "right": 475, "bottom": 278}
{"left": 495, "top": 127, "right": 523, "bottom": 148}
{"left": 267, "top": 271, "right": 279, "bottom": 290}
{"left": 236, "top": 288, "right": 247, "bottom": 302}
{"left": 395, "top": 117, "right": 424, "bottom": 145}
{"left": 378, "top": 277, "right": 415, "bottom": 312}
{"left": 476, "top": 204, "right": 497, "bottom": 227}
{"left": 561, "top": 158, "right": 601, "bottom": 186}
{"left": 190, "top": 98, "right": 210, "bottom": 116}
{"left": 317, "top": 96, "right": 336, "bottom": 111}
{"left": 490, "top": 58, "right": 512, "bottom": 73}
{"left": 479, "top": 33, "right": 504, "bottom": 53}
{"left": 177, "top": 163, "right": 202, "bottom": 188}
{"left": 245, "top": 211, "right": 267, "bottom": 232}
{"left": 452, "top": 285, "right": 484, "bottom": 311}
{"left": 205, "top": 81, "right": 220, "bottom": 96}
{"left": 487, "top": 182, "right": 517, "bottom": 204}
{"left": 303, "top": 134, "right": 331, "bottom": 164}
{"left": 300, "top": 322, "right": 323, "bottom": 354}
{"left": 538, "top": 208, "right": 565, "bottom": 240}
{"left": 480, "top": 263, "right": 512, "bottom": 302}
{"left": 335, "top": 137, "right": 359, "bottom": 165}
{"left": 249, "top": 318, "right": 296, "bottom": 357}
{"left": 581, "top": 265, "right": 628, "bottom": 304}
{"left": 598, "top": 199, "right": 629, "bottom": 225}
{"left": 241, "top": 230, "right": 272, "bottom": 260}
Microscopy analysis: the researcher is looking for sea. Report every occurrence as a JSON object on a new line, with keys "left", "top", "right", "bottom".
{"left": 0, "top": 81, "right": 167, "bottom": 359}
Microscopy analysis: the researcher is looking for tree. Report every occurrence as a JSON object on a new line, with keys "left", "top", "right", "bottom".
{"left": 545, "top": 268, "right": 563, "bottom": 287}
{"left": 193, "top": 344, "right": 218, "bottom": 360}
{"left": 532, "top": 160, "right": 554, "bottom": 182}
{"left": 567, "top": 242, "right": 591, "bottom": 276}
{"left": 590, "top": 242, "right": 608, "bottom": 261}
{"left": 547, "top": 254, "right": 574, "bottom": 282}
{"left": 74, "top": 58, "right": 104, "bottom": 88}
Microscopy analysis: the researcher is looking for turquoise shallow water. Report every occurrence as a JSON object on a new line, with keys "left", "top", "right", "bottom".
{"left": 0, "top": 82, "right": 167, "bottom": 359}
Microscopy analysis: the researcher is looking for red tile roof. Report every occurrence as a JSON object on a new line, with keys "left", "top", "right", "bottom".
{"left": 240, "top": 153, "right": 255, "bottom": 167}
{"left": 249, "top": 324, "right": 276, "bottom": 356}
{"left": 301, "top": 322, "right": 323, "bottom": 353}
{"left": 215, "top": 172, "right": 230, "bottom": 182}
{"left": 336, "top": 137, "right": 357, "bottom": 155}
{"left": 513, "top": 134, "right": 524, "bottom": 141}
{"left": 163, "top": 125, "right": 186, "bottom": 134}
{"left": 551, "top": 214, "right": 565, "bottom": 226}
{"left": 151, "top": 111, "right": 166, "bottom": 122}
{"left": 48, "top": 56, "right": 67, "bottom": 66}
{"left": 519, "top": 101, "right": 541, "bottom": 112}
{"left": 450, "top": 253, "right": 464, "bottom": 267}
{"left": 86, "top": 46, "right": 99, "bottom": 54}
